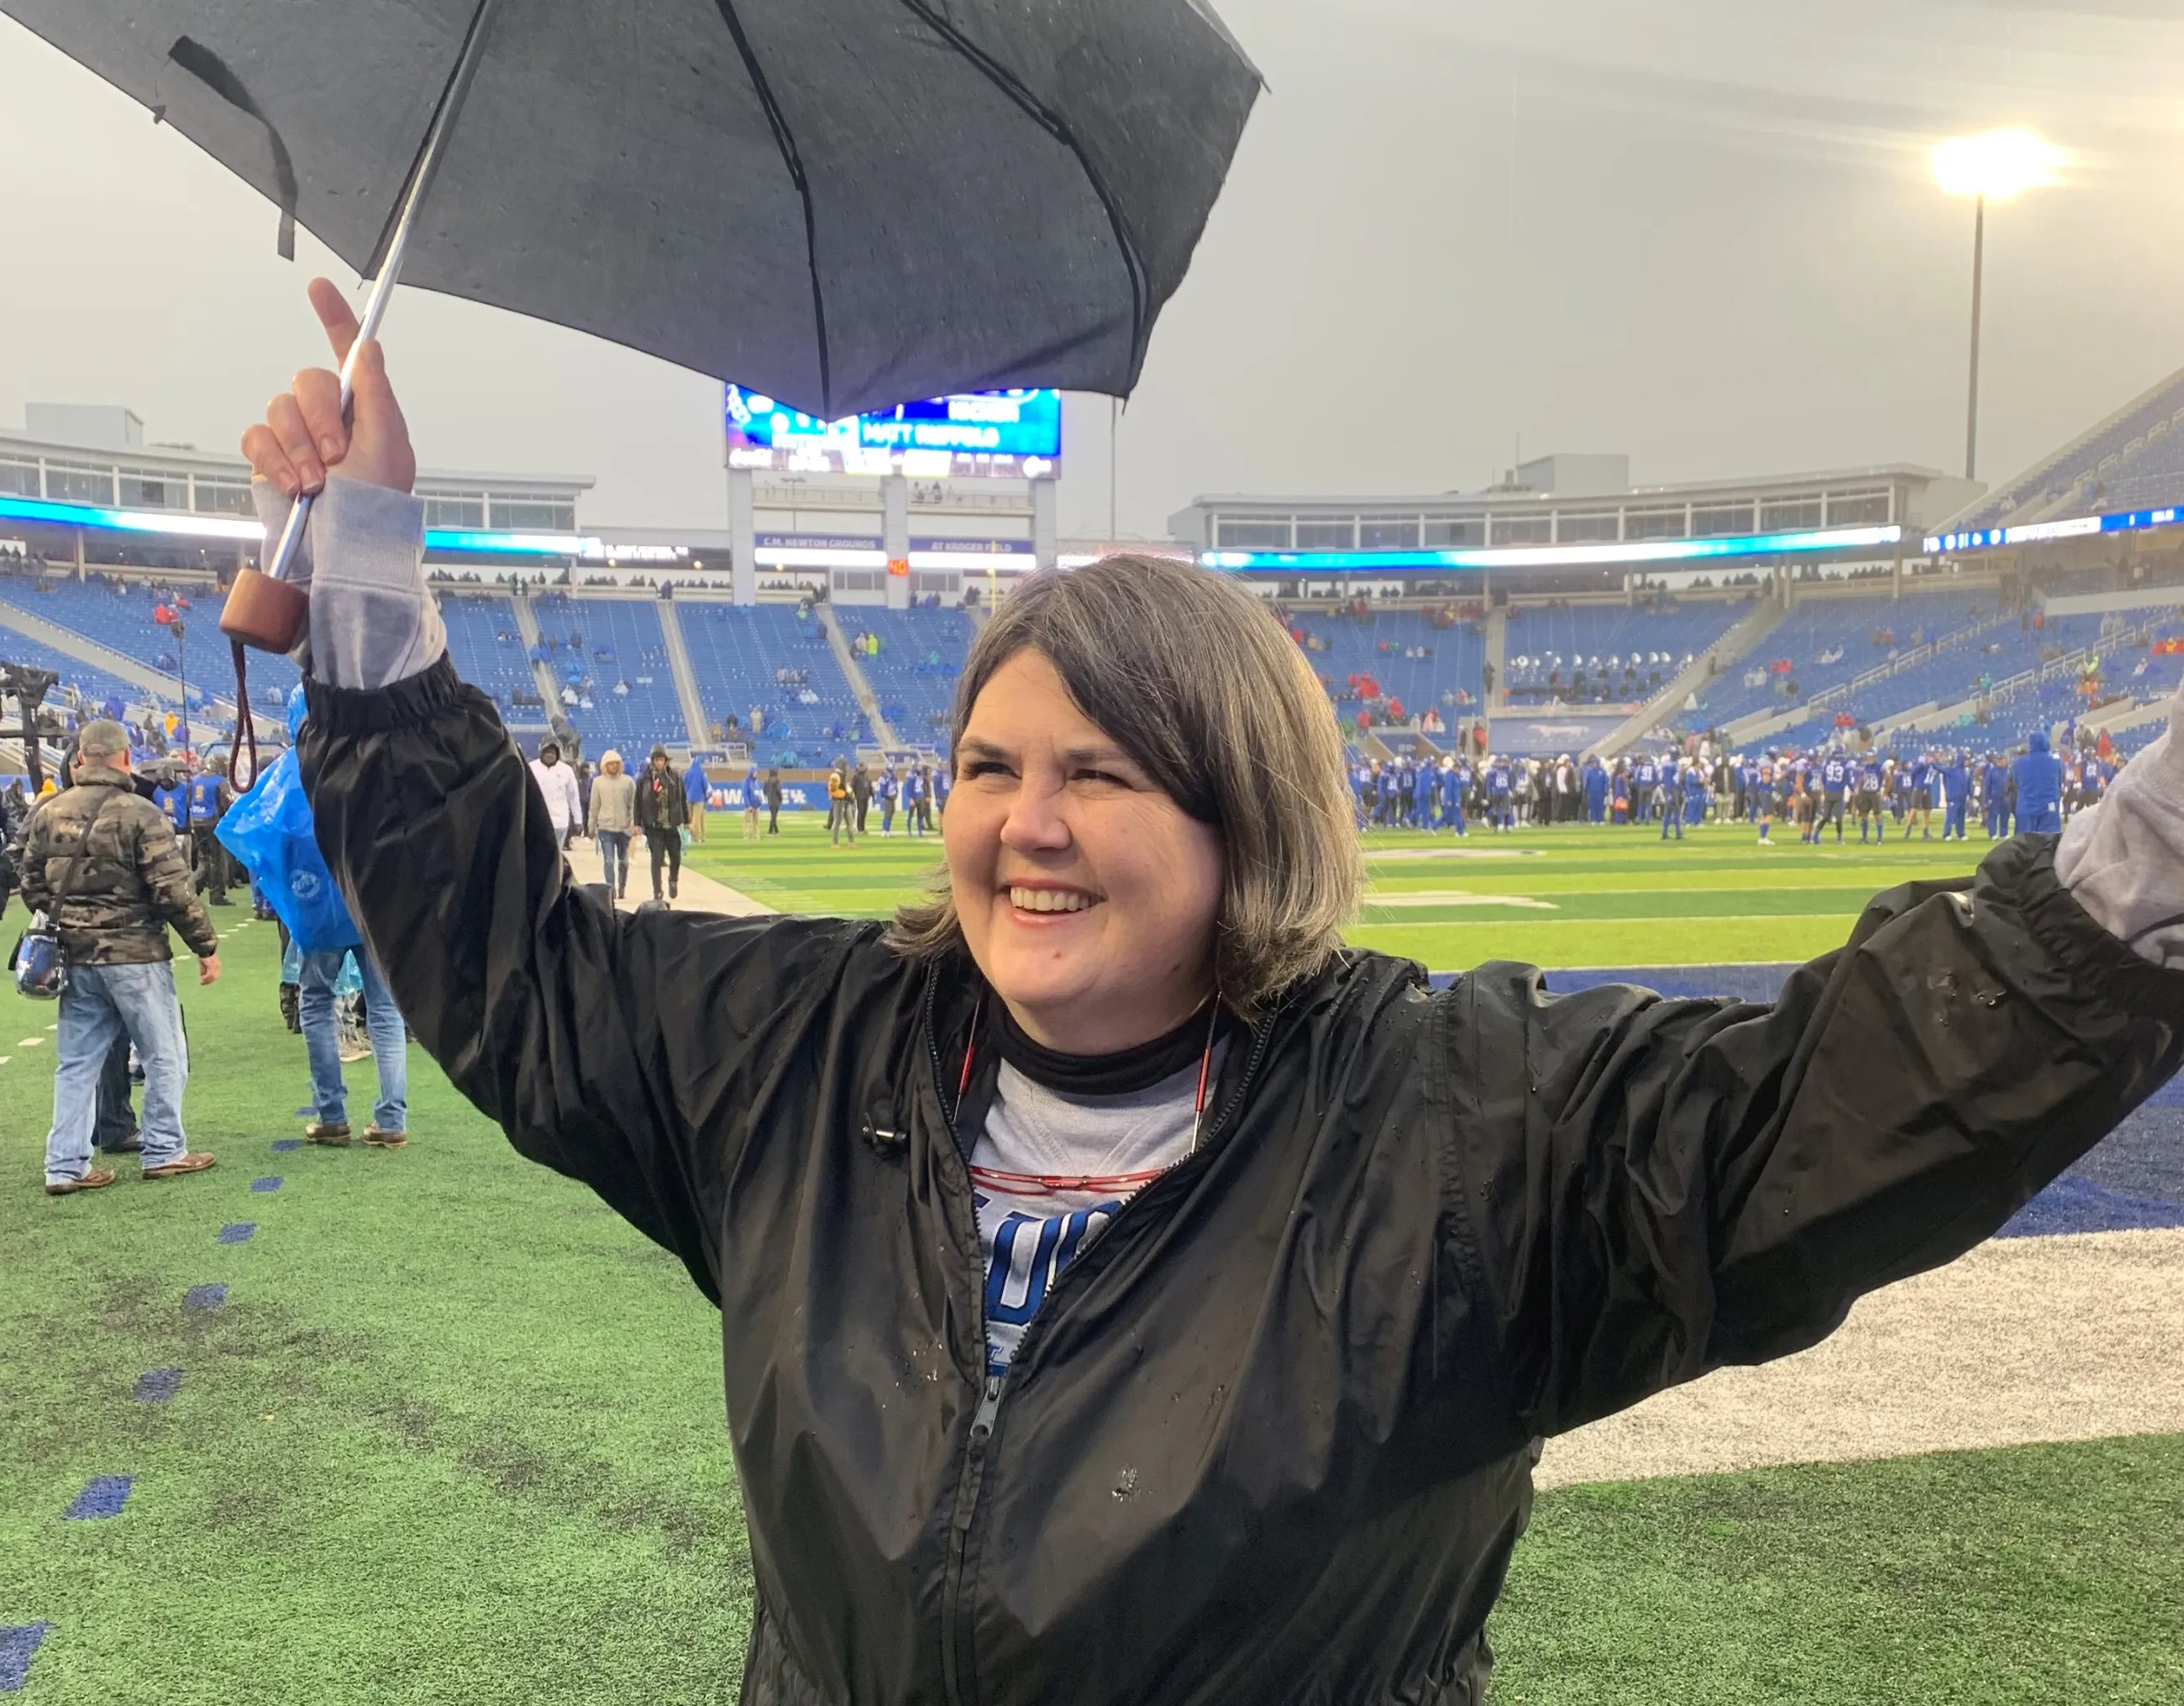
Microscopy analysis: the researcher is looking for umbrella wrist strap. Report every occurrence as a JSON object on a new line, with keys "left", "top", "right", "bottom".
{"left": 228, "top": 638, "right": 260, "bottom": 792}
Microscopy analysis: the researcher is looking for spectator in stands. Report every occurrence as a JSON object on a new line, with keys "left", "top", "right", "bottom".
{"left": 685, "top": 755, "right": 711, "bottom": 844}
{"left": 528, "top": 739, "right": 583, "bottom": 851}
{"left": 635, "top": 746, "right": 686, "bottom": 902}
{"left": 26, "top": 721, "right": 220, "bottom": 1194}
{"left": 588, "top": 750, "right": 637, "bottom": 900}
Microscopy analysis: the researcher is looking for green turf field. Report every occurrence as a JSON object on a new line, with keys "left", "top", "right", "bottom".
{"left": 690, "top": 811, "right": 1994, "bottom": 968}
{"left": 7, "top": 815, "right": 2179, "bottom": 1703}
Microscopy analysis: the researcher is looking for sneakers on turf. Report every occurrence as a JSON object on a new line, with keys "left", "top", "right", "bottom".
{"left": 142, "top": 1152, "right": 217, "bottom": 1182}
{"left": 45, "top": 1166, "right": 118, "bottom": 1196}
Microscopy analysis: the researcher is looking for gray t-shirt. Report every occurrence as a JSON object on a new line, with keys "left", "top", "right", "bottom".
{"left": 971, "top": 1054, "right": 1218, "bottom": 1376}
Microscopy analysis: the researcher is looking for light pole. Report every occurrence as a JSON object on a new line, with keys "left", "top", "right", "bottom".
{"left": 1931, "top": 128, "right": 2065, "bottom": 481}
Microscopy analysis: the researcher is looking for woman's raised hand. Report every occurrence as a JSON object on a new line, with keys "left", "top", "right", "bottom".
{"left": 241, "top": 278, "right": 417, "bottom": 499}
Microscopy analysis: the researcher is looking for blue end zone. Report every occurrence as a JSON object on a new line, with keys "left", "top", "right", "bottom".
{"left": 0, "top": 1625, "right": 51, "bottom": 1693}
{"left": 1430, "top": 963, "right": 2184, "bottom": 1238}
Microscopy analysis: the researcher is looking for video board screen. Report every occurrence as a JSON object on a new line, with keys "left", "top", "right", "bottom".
{"left": 725, "top": 386, "right": 1062, "bottom": 479}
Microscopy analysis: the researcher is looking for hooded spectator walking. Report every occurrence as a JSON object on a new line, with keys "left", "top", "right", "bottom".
{"left": 635, "top": 745, "right": 686, "bottom": 903}
{"left": 684, "top": 755, "right": 711, "bottom": 844}
{"left": 24, "top": 721, "right": 221, "bottom": 1194}
{"left": 528, "top": 739, "right": 583, "bottom": 850}
{"left": 587, "top": 749, "right": 638, "bottom": 899}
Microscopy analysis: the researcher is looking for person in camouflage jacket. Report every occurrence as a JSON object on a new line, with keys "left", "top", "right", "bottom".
{"left": 23, "top": 721, "right": 221, "bottom": 1194}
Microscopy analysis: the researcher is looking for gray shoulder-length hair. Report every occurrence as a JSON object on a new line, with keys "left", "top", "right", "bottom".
{"left": 887, "top": 554, "right": 1361, "bottom": 1018}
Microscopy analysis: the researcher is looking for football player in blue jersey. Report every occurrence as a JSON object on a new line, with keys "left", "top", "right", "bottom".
{"left": 1683, "top": 754, "right": 1709, "bottom": 832}
{"left": 1982, "top": 751, "right": 2010, "bottom": 838}
{"left": 1939, "top": 748, "right": 1971, "bottom": 841}
{"left": 1910, "top": 750, "right": 1935, "bottom": 840}
{"left": 1818, "top": 748, "right": 1851, "bottom": 845}
{"left": 1856, "top": 753, "right": 1886, "bottom": 843}
{"left": 1659, "top": 753, "right": 1683, "bottom": 841}
{"left": 1438, "top": 757, "right": 1467, "bottom": 836}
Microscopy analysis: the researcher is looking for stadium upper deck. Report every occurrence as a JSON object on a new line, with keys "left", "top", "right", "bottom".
{"left": 1169, "top": 454, "right": 1984, "bottom": 599}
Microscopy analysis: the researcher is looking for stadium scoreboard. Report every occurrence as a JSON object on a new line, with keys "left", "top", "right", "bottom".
{"left": 726, "top": 386, "right": 1062, "bottom": 479}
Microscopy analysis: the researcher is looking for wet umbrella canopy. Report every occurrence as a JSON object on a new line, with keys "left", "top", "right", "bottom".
{"left": 2, "top": 0, "right": 1261, "bottom": 418}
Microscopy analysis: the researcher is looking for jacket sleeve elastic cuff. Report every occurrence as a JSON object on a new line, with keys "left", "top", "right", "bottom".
{"left": 302, "top": 653, "right": 467, "bottom": 738}
{"left": 254, "top": 475, "right": 448, "bottom": 690}
{"left": 2052, "top": 692, "right": 2184, "bottom": 968}
{"left": 1993, "top": 832, "right": 2184, "bottom": 1021}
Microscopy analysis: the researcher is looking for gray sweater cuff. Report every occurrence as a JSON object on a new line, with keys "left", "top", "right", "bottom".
{"left": 2055, "top": 696, "right": 2184, "bottom": 968}
{"left": 251, "top": 475, "right": 446, "bottom": 690}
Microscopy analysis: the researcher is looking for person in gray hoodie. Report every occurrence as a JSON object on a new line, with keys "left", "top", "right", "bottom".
{"left": 586, "top": 748, "right": 638, "bottom": 899}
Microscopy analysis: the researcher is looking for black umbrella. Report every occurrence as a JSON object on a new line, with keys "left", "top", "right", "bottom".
{"left": 3, "top": 0, "right": 1261, "bottom": 643}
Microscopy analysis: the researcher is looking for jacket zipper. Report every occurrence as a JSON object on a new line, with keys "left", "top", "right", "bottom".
{"left": 927, "top": 974, "right": 1278, "bottom": 1705}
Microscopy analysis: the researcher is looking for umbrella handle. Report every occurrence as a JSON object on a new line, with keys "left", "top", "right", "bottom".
{"left": 249, "top": 0, "right": 512, "bottom": 606}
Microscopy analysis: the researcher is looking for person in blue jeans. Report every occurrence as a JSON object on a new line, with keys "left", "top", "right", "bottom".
{"left": 299, "top": 947, "right": 409, "bottom": 1147}
{"left": 24, "top": 720, "right": 222, "bottom": 1194}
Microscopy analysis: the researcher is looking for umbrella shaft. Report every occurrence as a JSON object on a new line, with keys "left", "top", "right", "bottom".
{"left": 265, "top": 0, "right": 509, "bottom": 585}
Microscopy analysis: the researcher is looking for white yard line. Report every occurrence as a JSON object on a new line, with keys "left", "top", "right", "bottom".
{"left": 1538, "top": 1227, "right": 2184, "bottom": 1488}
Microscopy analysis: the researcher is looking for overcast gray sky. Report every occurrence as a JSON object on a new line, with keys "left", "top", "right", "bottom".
{"left": 4, "top": 0, "right": 2181, "bottom": 536}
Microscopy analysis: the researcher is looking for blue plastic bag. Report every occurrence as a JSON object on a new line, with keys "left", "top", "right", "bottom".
{"left": 217, "top": 691, "right": 360, "bottom": 955}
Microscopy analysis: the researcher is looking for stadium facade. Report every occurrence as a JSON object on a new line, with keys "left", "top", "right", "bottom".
{"left": 7, "top": 360, "right": 2184, "bottom": 772}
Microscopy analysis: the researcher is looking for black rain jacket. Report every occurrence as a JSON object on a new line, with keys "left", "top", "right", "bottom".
{"left": 302, "top": 657, "right": 2184, "bottom": 1706}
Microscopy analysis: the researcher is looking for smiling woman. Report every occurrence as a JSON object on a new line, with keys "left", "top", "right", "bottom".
{"left": 256, "top": 296, "right": 2184, "bottom": 1706}
{"left": 889, "top": 557, "right": 1358, "bottom": 1051}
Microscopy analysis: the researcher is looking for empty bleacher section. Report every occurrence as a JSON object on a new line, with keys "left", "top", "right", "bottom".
{"left": 1285, "top": 607, "right": 1487, "bottom": 733}
{"left": 1944, "top": 365, "right": 2184, "bottom": 535}
{"left": 1502, "top": 600, "right": 1748, "bottom": 705}
{"left": 677, "top": 600, "right": 869, "bottom": 764}
{"left": 531, "top": 594, "right": 686, "bottom": 755}
{"left": 0, "top": 623, "right": 158, "bottom": 720}
{"left": 0, "top": 570, "right": 297, "bottom": 728}
{"left": 1693, "top": 590, "right": 2005, "bottom": 732}
{"left": 437, "top": 593, "right": 543, "bottom": 722}
{"left": 843, "top": 607, "right": 974, "bottom": 748}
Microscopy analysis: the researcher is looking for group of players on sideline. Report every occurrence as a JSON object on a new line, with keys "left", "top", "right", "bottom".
{"left": 1353, "top": 727, "right": 2108, "bottom": 843}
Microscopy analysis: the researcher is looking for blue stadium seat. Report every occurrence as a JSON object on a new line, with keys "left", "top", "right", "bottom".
{"left": 678, "top": 601, "right": 868, "bottom": 766}
{"left": 838, "top": 607, "right": 973, "bottom": 748}
{"left": 533, "top": 594, "right": 687, "bottom": 754}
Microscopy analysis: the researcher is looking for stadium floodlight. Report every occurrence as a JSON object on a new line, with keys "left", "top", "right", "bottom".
{"left": 1929, "top": 129, "right": 2065, "bottom": 202}
{"left": 1931, "top": 129, "right": 2066, "bottom": 484}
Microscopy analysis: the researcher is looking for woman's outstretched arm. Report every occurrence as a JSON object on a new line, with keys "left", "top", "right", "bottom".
{"left": 250, "top": 281, "right": 876, "bottom": 1302}
{"left": 1444, "top": 727, "right": 2184, "bottom": 1441}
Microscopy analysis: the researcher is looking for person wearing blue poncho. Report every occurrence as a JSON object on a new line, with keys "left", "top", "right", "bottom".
{"left": 2013, "top": 730, "right": 2066, "bottom": 837}
{"left": 220, "top": 690, "right": 410, "bottom": 1147}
